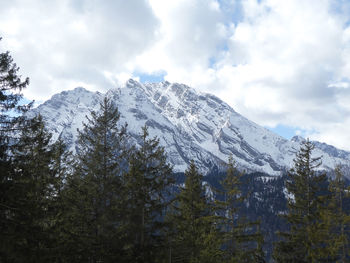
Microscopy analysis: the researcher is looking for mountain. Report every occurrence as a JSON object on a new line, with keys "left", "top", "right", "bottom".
{"left": 29, "top": 79, "right": 350, "bottom": 175}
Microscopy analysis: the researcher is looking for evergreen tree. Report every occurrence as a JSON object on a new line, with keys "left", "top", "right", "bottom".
{"left": 61, "top": 97, "right": 129, "bottom": 262}
{"left": 49, "top": 137, "right": 73, "bottom": 260}
{"left": 322, "top": 166, "right": 350, "bottom": 262}
{"left": 50, "top": 137, "right": 72, "bottom": 197}
{"left": 273, "top": 139, "right": 329, "bottom": 263}
{"left": 123, "top": 125, "right": 173, "bottom": 262}
{"left": 1, "top": 116, "right": 63, "bottom": 262}
{"left": 169, "top": 160, "right": 222, "bottom": 263}
{"left": 220, "top": 156, "right": 265, "bottom": 262}
{"left": 0, "top": 37, "right": 30, "bottom": 132}
{"left": 0, "top": 37, "right": 31, "bottom": 257}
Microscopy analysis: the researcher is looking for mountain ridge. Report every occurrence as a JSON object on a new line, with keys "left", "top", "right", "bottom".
{"left": 29, "top": 79, "right": 350, "bottom": 175}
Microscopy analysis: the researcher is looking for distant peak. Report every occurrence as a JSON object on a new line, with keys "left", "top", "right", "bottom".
{"left": 30, "top": 79, "right": 350, "bottom": 175}
{"left": 291, "top": 135, "right": 305, "bottom": 143}
{"left": 127, "top": 78, "right": 136, "bottom": 84}
{"left": 74, "top": 86, "right": 86, "bottom": 91}
{"left": 126, "top": 78, "right": 143, "bottom": 89}
{"left": 51, "top": 86, "right": 89, "bottom": 99}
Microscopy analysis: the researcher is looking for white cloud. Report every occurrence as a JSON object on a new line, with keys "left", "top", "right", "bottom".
{"left": 210, "top": 0, "right": 350, "bottom": 151}
{"left": 0, "top": 0, "right": 159, "bottom": 99}
{"left": 130, "top": 0, "right": 228, "bottom": 84}
{"left": 2, "top": 0, "right": 350, "bottom": 150}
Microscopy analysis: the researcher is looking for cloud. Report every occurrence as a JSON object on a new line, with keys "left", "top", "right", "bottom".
{"left": 204, "top": 0, "right": 350, "bottom": 152}
{"left": 209, "top": 0, "right": 350, "bottom": 150}
{"left": 141, "top": 0, "right": 350, "bottom": 150}
{"left": 128, "top": 0, "right": 229, "bottom": 85}
{"left": 2, "top": 0, "right": 350, "bottom": 150}
{"left": 0, "top": 0, "right": 159, "bottom": 100}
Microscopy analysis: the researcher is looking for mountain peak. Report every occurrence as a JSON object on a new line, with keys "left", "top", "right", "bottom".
{"left": 291, "top": 135, "right": 305, "bottom": 143}
{"left": 32, "top": 80, "right": 350, "bottom": 175}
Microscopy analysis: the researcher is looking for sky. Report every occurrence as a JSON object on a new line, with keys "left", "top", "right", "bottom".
{"left": 1, "top": 0, "right": 350, "bottom": 150}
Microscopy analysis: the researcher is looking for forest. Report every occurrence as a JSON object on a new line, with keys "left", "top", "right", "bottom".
{"left": 1, "top": 42, "right": 350, "bottom": 263}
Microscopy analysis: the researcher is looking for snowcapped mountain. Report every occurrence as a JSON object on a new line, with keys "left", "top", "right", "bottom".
{"left": 29, "top": 79, "right": 350, "bottom": 175}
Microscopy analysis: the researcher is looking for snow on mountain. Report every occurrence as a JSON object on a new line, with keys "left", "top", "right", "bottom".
{"left": 29, "top": 79, "right": 350, "bottom": 175}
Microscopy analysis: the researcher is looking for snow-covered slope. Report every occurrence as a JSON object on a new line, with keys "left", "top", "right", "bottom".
{"left": 29, "top": 79, "right": 350, "bottom": 175}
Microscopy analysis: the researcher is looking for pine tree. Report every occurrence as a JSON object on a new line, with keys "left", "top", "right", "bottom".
{"left": 0, "top": 38, "right": 32, "bottom": 260}
{"left": 50, "top": 137, "right": 72, "bottom": 197}
{"left": 122, "top": 125, "right": 174, "bottom": 262}
{"left": 2, "top": 115, "right": 63, "bottom": 262}
{"left": 49, "top": 137, "right": 73, "bottom": 260}
{"left": 0, "top": 37, "right": 30, "bottom": 132}
{"left": 61, "top": 97, "right": 129, "bottom": 262}
{"left": 322, "top": 166, "right": 350, "bottom": 262}
{"left": 273, "top": 139, "right": 329, "bottom": 263}
{"left": 169, "top": 160, "right": 222, "bottom": 263}
{"left": 220, "top": 156, "right": 265, "bottom": 262}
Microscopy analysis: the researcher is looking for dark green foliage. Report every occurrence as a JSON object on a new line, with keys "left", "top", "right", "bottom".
{"left": 0, "top": 38, "right": 32, "bottom": 183}
{"left": 273, "top": 139, "right": 330, "bottom": 263}
{"left": 322, "top": 166, "right": 350, "bottom": 262}
{"left": 168, "top": 160, "right": 223, "bottom": 263}
{"left": 1, "top": 116, "right": 64, "bottom": 262}
{"left": 0, "top": 37, "right": 30, "bottom": 132}
{"left": 122, "top": 125, "right": 174, "bottom": 262}
{"left": 0, "top": 39, "right": 31, "bottom": 228}
{"left": 219, "top": 156, "right": 265, "bottom": 262}
{"left": 50, "top": 137, "right": 71, "bottom": 196}
{"left": 205, "top": 170, "right": 289, "bottom": 262}
{"left": 242, "top": 173, "right": 288, "bottom": 261}
{"left": 61, "top": 97, "right": 129, "bottom": 262}
{"left": 0, "top": 40, "right": 55, "bottom": 262}
{"left": 2, "top": 45, "right": 350, "bottom": 262}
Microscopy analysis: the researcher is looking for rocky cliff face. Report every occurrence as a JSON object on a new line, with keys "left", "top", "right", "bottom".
{"left": 29, "top": 79, "right": 350, "bottom": 175}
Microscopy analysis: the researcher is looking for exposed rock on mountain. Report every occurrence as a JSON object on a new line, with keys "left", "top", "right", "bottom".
{"left": 29, "top": 79, "right": 350, "bottom": 175}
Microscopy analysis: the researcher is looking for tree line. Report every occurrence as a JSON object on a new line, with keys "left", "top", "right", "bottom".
{"left": 1, "top": 40, "right": 350, "bottom": 263}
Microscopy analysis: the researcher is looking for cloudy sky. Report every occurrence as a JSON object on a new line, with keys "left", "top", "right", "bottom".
{"left": 1, "top": 0, "right": 350, "bottom": 150}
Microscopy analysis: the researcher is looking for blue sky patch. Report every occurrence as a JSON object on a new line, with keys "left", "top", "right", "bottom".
{"left": 137, "top": 72, "right": 166, "bottom": 83}
{"left": 266, "top": 124, "right": 304, "bottom": 140}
